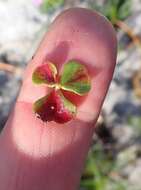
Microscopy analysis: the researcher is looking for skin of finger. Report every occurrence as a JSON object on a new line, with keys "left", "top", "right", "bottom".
{"left": 0, "top": 8, "right": 117, "bottom": 190}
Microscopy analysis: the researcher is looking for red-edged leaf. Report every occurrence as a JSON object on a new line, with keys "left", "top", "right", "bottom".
{"left": 32, "top": 62, "right": 57, "bottom": 87}
{"left": 33, "top": 90, "right": 76, "bottom": 123}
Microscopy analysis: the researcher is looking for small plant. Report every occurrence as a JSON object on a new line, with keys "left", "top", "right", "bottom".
{"left": 90, "top": 0, "right": 131, "bottom": 25}
{"left": 90, "top": 0, "right": 141, "bottom": 48}
{"left": 33, "top": 0, "right": 64, "bottom": 12}
{"left": 81, "top": 144, "right": 127, "bottom": 190}
{"left": 32, "top": 60, "right": 91, "bottom": 123}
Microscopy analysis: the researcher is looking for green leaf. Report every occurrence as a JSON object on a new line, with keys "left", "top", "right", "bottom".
{"left": 40, "top": 0, "right": 64, "bottom": 13}
{"left": 60, "top": 61, "right": 91, "bottom": 95}
{"left": 32, "top": 62, "right": 57, "bottom": 87}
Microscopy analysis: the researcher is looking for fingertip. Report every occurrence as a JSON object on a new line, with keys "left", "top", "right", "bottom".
{"left": 18, "top": 8, "right": 117, "bottom": 109}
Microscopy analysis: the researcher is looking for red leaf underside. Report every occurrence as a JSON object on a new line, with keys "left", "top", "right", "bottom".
{"left": 34, "top": 90, "right": 76, "bottom": 123}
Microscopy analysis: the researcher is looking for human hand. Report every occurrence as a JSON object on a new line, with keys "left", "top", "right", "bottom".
{"left": 0, "top": 8, "right": 117, "bottom": 190}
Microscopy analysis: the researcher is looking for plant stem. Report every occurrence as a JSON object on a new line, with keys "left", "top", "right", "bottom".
{"left": 115, "top": 20, "right": 141, "bottom": 48}
{"left": 0, "top": 62, "right": 23, "bottom": 75}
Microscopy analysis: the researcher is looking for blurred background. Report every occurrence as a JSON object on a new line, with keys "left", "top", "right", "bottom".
{"left": 0, "top": 0, "right": 141, "bottom": 189}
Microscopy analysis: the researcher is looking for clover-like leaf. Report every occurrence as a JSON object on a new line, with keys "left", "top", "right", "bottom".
{"left": 32, "top": 60, "right": 91, "bottom": 123}
{"left": 60, "top": 61, "right": 91, "bottom": 95}
{"left": 33, "top": 90, "right": 76, "bottom": 123}
{"left": 32, "top": 62, "right": 57, "bottom": 87}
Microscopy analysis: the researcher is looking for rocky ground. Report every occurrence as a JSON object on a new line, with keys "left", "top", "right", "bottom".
{"left": 0, "top": 0, "right": 141, "bottom": 189}
{"left": 0, "top": 0, "right": 47, "bottom": 127}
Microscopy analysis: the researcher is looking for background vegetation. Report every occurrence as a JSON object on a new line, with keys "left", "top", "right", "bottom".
{"left": 1, "top": 0, "right": 141, "bottom": 189}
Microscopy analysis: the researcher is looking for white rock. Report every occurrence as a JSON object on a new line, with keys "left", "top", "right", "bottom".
{"left": 129, "top": 159, "right": 141, "bottom": 186}
{"left": 0, "top": 0, "right": 47, "bottom": 62}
